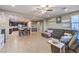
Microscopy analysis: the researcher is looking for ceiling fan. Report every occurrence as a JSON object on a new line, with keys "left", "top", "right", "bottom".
{"left": 36, "top": 5, "right": 53, "bottom": 13}
{"left": 36, "top": 5, "right": 68, "bottom": 14}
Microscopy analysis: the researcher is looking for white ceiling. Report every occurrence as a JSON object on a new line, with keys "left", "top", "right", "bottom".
{"left": 0, "top": 5, "right": 79, "bottom": 20}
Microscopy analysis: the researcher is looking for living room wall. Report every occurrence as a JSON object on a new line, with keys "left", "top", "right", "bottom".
{"left": 47, "top": 11, "right": 79, "bottom": 30}
{"left": 0, "top": 12, "right": 9, "bottom": 40}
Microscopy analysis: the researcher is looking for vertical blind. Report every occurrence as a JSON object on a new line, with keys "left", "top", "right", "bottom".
{"left": 71, "top": 16, "right": 79, "bottom": 31}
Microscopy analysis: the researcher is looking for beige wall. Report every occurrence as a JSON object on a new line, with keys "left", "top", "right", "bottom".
{"left": 47, "top": 11, "right": 79, "bottom": 30}
{"left": 37, "top": 21, "right": 44, "bottom": 32}
{"left": 0, "top": 12, "right": 9, "bottom": 40}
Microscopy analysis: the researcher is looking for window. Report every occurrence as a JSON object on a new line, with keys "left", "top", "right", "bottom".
{"left": 71, "top": 16, "right": 79, "bottom": 31}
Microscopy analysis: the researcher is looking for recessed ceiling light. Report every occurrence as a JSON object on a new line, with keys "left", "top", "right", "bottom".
{"left": 11, "top": 5, "right": 15, "bottom": 7}
{"left": 40, "top": 5, "right": 46, "bottom": 7}
{"left": 48, "top": 5, "right": 53, "bottom": 7}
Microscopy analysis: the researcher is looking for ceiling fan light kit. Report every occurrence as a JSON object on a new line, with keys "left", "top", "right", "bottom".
{"left": 42, "top": 10, "right": 46, "bottom": 14}
{"left": 37, "top": 5, "right": 68, "bottom": 14}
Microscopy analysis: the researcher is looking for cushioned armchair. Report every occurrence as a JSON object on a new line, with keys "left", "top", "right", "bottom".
{"left": 41, "top": 29, "right": 53, "bottom": 38}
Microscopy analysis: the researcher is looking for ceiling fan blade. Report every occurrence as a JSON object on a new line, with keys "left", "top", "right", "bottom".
{"left": 36, "top": 7, "right": 44, "bottom": 10}
{"left": 46, "top": 9, "right": 53, "bottom": 11}
{"left": 52, "top": 7, "right": 66, "bottom": 9}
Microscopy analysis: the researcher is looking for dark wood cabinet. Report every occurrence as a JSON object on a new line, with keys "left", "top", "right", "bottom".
{"left": 9, "top": 20, "right": 28, "bottom": 34}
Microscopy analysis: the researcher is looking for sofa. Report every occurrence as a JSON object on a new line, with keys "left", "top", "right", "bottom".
{"left": 41, "top": 29, "right": 75, "bottom": 39}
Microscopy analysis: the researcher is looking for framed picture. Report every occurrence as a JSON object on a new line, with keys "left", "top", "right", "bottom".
{"left": 56, "top": 16, "right": 62, "bottom": 23}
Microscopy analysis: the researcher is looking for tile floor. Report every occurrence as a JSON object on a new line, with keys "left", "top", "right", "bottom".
{"left": 0, "top": 31, "right": 51, "bottom": 53}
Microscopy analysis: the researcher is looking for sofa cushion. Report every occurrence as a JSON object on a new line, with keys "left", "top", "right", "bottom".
{"left": 60, "top": 35, "right": 72, "bottom": 44}
{"left": 47, "top": 30, "right": 53, "bottom": 33}
{"left": 52, "top": 29, "right": 64, "bottom": 39}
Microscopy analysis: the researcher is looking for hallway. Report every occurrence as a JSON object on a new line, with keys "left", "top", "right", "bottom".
{"left": 0, "top": 31, "right": 51, "bottom": 53}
